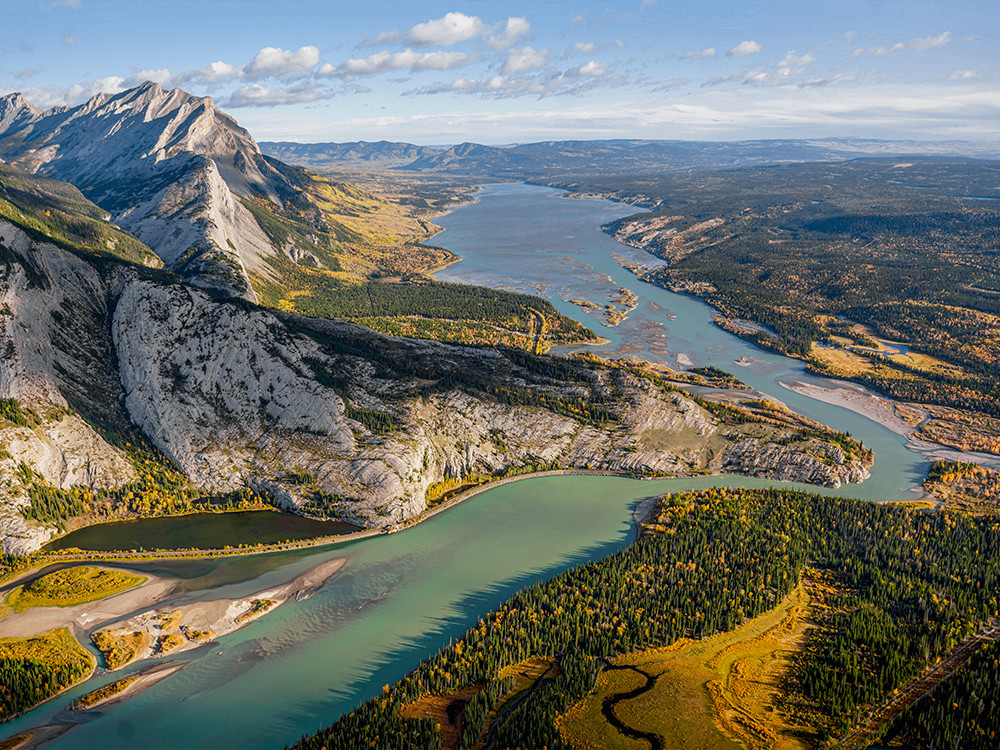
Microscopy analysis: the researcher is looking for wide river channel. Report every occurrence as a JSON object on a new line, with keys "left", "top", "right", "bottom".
{"left": 2, "top": 184, "right": 944, "bottom": 749}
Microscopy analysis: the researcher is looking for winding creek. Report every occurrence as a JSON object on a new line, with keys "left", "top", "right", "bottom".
{"left": 0, "top": 183, "right": 965, "bottom": 749}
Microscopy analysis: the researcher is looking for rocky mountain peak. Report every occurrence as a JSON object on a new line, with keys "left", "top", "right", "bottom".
{"left": 0, "top": 91, "right": 38, "bottom": 114}
{"left": 0, "top": 92, "right": 42, "bottom": 135}
{"left": 0, "top": 83, "right": 305, "bottom": 300}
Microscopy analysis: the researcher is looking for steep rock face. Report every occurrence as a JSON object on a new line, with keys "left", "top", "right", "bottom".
{"left": 0, "top": 93, "right": 41, "bottom": 139}
{"left": 112, "top": 279, "right": 354, "bottom": 489}
{"left": 0, "top": 222, "right": 138, "bottom": 553}
{"left": 116, "top": 159, "right": 276, "bottom": 299}
{"left": 0, "top": 83, "right": 299, "bottom": 299}
{"left": 0, "top": 218, "right": 871, "bottom": 549}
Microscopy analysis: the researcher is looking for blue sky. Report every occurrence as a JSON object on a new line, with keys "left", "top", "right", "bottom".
{"left": 2, "top": 0, "right": 997, "bottom": 144}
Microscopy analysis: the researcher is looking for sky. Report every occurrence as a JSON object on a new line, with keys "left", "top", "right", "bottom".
{"left": 1, "top": 0, "right": 998, "bottom": 145}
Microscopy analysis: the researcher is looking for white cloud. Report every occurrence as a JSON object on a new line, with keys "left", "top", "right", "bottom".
{"left": 405, "top": 64, "right": 623, "bottom": 100}
{"left": 364, "top": 30, "right": 404, "bottom": 46}
{"left": 408, "top": 12, "right": 485, "bottom": 46}
{"left": 330, "top": 49, "right": 476, "bottom": 78}
{"left": 871, "top": 42, "right": 906, "bottom": 56}
{"left": 682, "top": 47, "right": 716, "bottom": 60}
{"left": 864, "top": 31, "right": 952, "bottom": 57}
{"left": 649, "top": 77, "right": 690, "bottom": 93}
{"left": 223, "top": 82, "right": 333, "bottom": 108}
{"left": 409, "top": 51, "right": 475, "bottom": 72}
{"left": 571, "top": 42, "right": 598, "bottom": 55}
{"left": 127, "top": 68, "right": 174, "bottom": 87}
{"left": 186, "top": 61, "right": 243, "bottom": 86}
{"left": 800, "top": 71, "right": 859, "bottom": 87}
{"left": 705, "top": 50, "right": 815, "bottom": 87}
{"left": 911, "top": 31, "right": 951, "bottom": 51}
{"left": 949, "top": 69, "right": 980, "bottom": 80}
{"left": 62, "top": 32, "right": 75, "bottom": 47}
{"left": 576, "top": 60, "right": 608, "bottom": 77}
{"left": 362, "top": 14, "right": 528, "bottom": 50}
{"left": 424, "top": 76, "right": 510, "bottom": 95}
{"left": 728, "top": 40, "right": 762, "bottom": 58}
{"left": 49, "top": 0, "right": 81, "bottom": 7}
{"left": 778, "top": 51, "right": 816, "bottom": 68}
{"left": 501, "top": 46, "right": 549, "bottom": 75}
{"left": 15, "top": 68, "right": 40, "bottom": 80}
{"left": 245, "top": 46, "right": 320, "bottom": 80}
{"left": 488, "top": 17, "right": 531, "bottom": 49}
{"left": 234, "top": 79, "right": 1000, "bottom": 144}
{"left": 64, "top": 76, "right": 125, "bottom": 104}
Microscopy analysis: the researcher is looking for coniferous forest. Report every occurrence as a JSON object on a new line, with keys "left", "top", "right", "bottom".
{"left": 884, "top": 640, "right": 1000, "bottom": 749}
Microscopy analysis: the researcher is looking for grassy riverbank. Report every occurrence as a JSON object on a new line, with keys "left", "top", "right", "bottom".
{"left": 4, "top": 567, "right": 144, "bottom": 613}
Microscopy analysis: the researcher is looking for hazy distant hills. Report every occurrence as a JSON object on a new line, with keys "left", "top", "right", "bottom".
{"left": 261, "top": 140, "right": 442, "bottom": 170}
{"left": 261, "top": 137, "right": 1000, "bottom": 178}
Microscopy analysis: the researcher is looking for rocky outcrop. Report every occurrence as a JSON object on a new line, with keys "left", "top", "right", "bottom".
{"left": 722, "top": 438, "right": 870, "bottom": 488}
{"left": 0, "top": 219, "right": 870, "bottom": 550}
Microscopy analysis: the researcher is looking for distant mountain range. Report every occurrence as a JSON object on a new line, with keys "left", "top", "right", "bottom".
{"left": 260, "top": 137, "right": 999, "bottom": 178}
{"left": 2, "top": 82, "right": 992, "bottom": 304}
{"left": 259, "top": 140, "right": 444, "bottom": 170}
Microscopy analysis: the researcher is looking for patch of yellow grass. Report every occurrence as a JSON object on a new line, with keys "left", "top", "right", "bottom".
{"left": 887, "top": 350, "right": 965, "bottom": 377}
{"left": 558, "top": 583, "right": 816, "bottom": 750}
{"left": 399, "top": 656, "right": 559, "bottom": 750}
{"left": 809, "top": 344, "right": 874, "bottom": 376}
{"left": 91, "top": 629, "right": 149, "bottom": 670}
{"left": 6, "top": 566, "right": 144, "bottom": 612}
{"left": 705, "top": 585, "right": 813, "bottom": 750}
{"left": 71, "top": 676, "right": 138, "bottom": 710}
{"left": 402, "top": 683, "right": 484, "bottom": 750}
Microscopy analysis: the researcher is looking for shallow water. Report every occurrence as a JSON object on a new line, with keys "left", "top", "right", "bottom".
{"left": 1, "top": 183, "right": 930, "bottom": 749}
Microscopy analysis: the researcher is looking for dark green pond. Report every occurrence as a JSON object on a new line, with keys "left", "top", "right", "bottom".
{"left": 44, "top": 511, "right": 359, "bottom": 552}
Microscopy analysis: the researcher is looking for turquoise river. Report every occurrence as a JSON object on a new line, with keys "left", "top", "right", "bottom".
{"left": 1, "top": 183, "right": 969, "bottom": 749}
